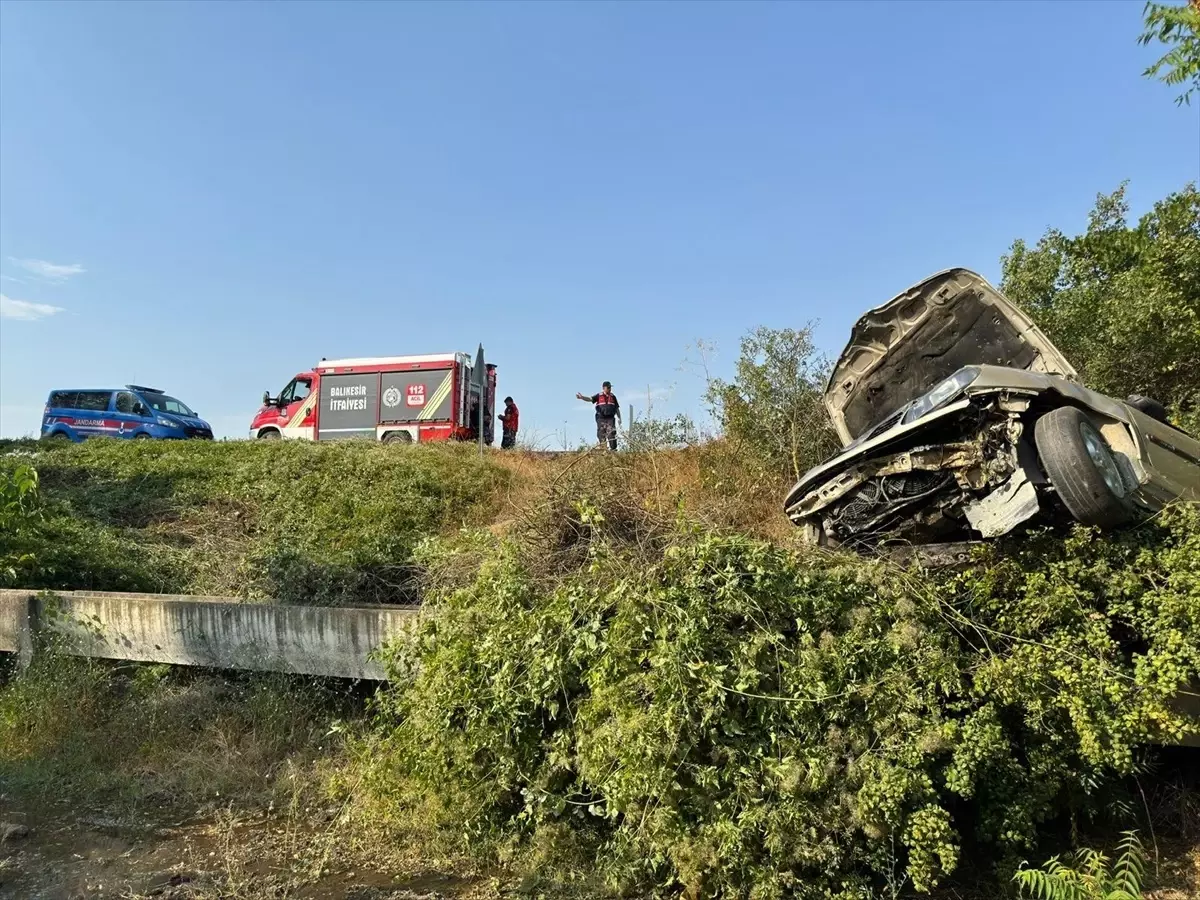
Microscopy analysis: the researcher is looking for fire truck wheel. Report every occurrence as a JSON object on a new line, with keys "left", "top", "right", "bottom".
{"left": 382, "top": 431, "right": 413, "bottom": 444}
{"left": 257, "top": 429, "right": 281, "bottom": 440}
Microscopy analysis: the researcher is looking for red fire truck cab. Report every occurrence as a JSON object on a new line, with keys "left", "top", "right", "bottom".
{"left": 250, "top": 353, "right": 497, "bottom": 444}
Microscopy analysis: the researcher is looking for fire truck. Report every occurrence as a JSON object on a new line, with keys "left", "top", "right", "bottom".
{"left": 250, "top": 352, "right": 497, "bottom": 444}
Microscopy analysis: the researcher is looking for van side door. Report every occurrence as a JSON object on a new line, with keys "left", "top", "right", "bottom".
{"left": 114, "top": 390, "right": 152, "bottom": 438}
{"left": 70, "top": 391, "right": 118, "bottom": 438}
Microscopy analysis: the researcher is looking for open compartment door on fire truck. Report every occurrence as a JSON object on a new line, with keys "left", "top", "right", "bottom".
{"left": 460, "top": 362, "right": 497, "bottom": 445}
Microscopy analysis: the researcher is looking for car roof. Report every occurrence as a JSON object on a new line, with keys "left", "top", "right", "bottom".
{"left": 47, "top": 387, "right": 172, "bottom": 393}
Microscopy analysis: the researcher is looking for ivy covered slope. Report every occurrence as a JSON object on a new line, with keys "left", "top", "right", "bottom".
{"left": 0, "top": 438, "right": 508, "bottom": 605}
{"left": 372, "top": 461, "right": 1200, "bottom": 899}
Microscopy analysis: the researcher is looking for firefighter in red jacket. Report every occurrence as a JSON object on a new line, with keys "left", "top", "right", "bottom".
{"left": 498, "top": 396, "right": 519, "bottom": 449}
{"left": 576, "top": 381, "right": 620, "bottom": 450}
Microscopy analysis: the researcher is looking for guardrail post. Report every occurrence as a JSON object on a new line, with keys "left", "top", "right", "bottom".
{"left": 17, "top": 593, "right": 38, "bottom": 671}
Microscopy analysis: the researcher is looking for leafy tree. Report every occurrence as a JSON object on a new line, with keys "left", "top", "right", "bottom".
{"left": 704, "top": 324, "right": 840, "bottom": 483}
{"left": 1140, "top": 0, "right": 1200, "bottom": 104}
{"left": 1001, "top": 183, "right": 1200, "bottom": 432}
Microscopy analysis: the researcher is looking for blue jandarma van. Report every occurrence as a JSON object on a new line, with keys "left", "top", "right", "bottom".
{"left": 41, "top": 385, "right": 213, "bottom": 442}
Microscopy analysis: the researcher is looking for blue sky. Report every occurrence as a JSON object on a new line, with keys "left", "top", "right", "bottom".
{"left": 1, "top": 1, "right": 1196, "bottom": 444}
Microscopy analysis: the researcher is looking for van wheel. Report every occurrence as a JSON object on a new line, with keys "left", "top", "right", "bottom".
{"left": 382, "top": 431, "right": 412, "bottom": 444}
{"left": 134, "top": 433, "right": 152, "bottom": 441}
{"left": 1034, "top": 406, "right": 1134, "bottom": 528}
{"left": 258, "top": 429, "right": 281, "bottom": 441}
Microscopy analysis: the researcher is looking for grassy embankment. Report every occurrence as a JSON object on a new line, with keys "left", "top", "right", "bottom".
{"left": 1, "top": 438, "right": 1197, "bottom": 899}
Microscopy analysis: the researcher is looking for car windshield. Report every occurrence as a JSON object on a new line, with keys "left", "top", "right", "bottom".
{"left": 143, "top": 394, "right": 195, "bottom": 416}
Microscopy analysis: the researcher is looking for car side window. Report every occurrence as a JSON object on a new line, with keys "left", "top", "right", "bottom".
{"left": 115, "top": 392, "right": 137, "bottom": 414}
{"left": 76, "top": 392, "right": 113, "bottom": 412}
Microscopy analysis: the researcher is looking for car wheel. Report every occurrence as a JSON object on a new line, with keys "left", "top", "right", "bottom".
{"left": 381, "top": 431, "right": 412, "bottom": 444}
{"left": 1034, "top": 406, "right": 1133, "bottom": 528}
{"left": 258, "top": 429, "right": 281, "bottom": 441}
{"left": 134, "top": 433, "right": 152, "bottom": 441}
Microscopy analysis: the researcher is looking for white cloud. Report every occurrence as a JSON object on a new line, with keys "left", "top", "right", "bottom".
{"left": 8, "top": 257, "right": 86, "bottom": 283}
{"left": 0, "top": 293, "right": 65, "bottom": 321}
{"left": 0, "top": 274, "right": 26, "bottom": 284}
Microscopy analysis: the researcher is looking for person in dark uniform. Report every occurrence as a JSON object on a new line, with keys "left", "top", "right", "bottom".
{"left": 498, "top": 396, "right": 519, "bottom": 449}
{"left": 576, "top": 381, "right": 620, "bottom": 450}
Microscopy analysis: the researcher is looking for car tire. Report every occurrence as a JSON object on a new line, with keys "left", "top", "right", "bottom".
{"left": 1034, "top": 406, "right": 1134, "bottom": 528}
{"left": 381, "top": 431, "right": 412, "bottom": 445}
{"left": 258, "top": 429, "right": 281, "bottom": 441}
{"left": 134, "top": 433, "right": 152, "bottom": 441}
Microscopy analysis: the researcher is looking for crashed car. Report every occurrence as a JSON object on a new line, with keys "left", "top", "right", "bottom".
{"left": 785, "top": 267, "right": 1200, "bottom": 548}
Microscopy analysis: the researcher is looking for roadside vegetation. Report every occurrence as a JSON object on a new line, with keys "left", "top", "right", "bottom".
{"left": 2, "top": 442, "right": 1198, "bottom": 899}
{"left": 3, "top": 9, "right": 1200, "bottom": 895}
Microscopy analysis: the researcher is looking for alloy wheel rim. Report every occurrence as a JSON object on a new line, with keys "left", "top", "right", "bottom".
{"left": 1081, "top": 426, "right": 1125, "bottom": 497}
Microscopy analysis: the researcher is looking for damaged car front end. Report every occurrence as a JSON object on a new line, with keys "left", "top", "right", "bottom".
{"left": 786, "top": 268, "right": 1200, "bottom": 548}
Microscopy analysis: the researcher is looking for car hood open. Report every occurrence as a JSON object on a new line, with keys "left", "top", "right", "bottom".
{"left": 824, "top": 268, "right": 1076, "bottom": 445}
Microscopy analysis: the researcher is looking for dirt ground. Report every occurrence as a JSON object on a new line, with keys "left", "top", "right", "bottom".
{"left": 0, "top": 799, "right": 477, "bottom": 900}
{"left": 3, "top": 800, "right": 1197, "bottom": 900}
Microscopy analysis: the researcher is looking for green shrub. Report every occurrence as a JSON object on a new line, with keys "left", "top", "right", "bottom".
{"left": 0, "top": 461, "right": 41, "bottom": 584}
{"left": 369, "top": 498, "right": 1200, "bottom": 899}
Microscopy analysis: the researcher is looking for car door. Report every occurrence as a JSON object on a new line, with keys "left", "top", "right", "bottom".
{"left": 114, "top": 390, "right": 152, "bottom": 438}
{"left": 1126, "top": 406, "right": 1200, "bottom": 503}
{"left": 69, "top": 391, "right": 117, "bottom": 438}
{"left": 277, "top": 376, "right": 316, "bottom": 438}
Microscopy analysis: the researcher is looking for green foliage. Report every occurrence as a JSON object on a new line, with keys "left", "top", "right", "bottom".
{"left": 1001, "top": 184, "right": 1200, "bottom": 433}
{"left": 1140, "top": 1, "right": 1200, "bottom": 105}
{"left": 0, "top": 461, "right": 41, "bottom": 584}
{"left": 1015, "top": 831, "right": 1146, "bottom": 899}
{"left": 0, "top": 439, "right": 508, "bottom": 604}
{"left": 369, "top": 479, "right": 1200, "bottom": 898}
{"left": 705, "top": 325, "right": 840, "bottom": 485}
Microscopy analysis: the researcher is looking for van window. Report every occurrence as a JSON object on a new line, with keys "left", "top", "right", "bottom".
{"left": 74, "top": 392, "right": 113, "bottom": 411}
{"left": 143, "top": 394, "right": 194, "bottom": 416}
{"left": 48, "top": 391, "right": 78, "bottom": 409}
{"left": 115, "top": 392, "right": 139, "bottom": 414}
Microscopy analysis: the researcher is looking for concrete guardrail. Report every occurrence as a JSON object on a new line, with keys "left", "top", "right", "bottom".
{"left": 0, "top": 589, "right": 417, "bottom": 680}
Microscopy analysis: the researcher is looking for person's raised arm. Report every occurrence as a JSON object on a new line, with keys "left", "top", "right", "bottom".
{"left": 576, "top": 392, "right": 592, "bottom": 402}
